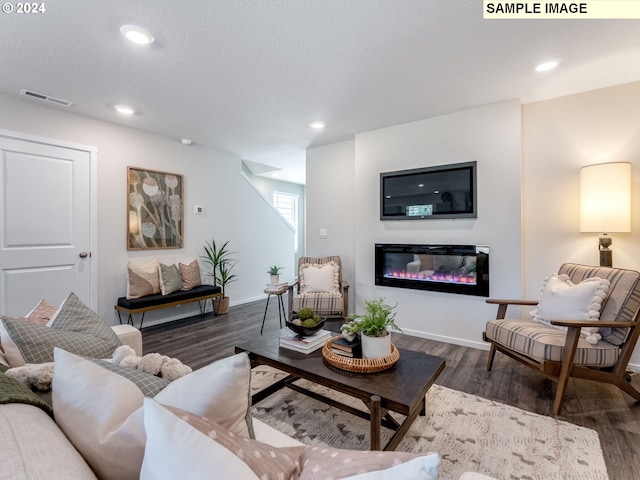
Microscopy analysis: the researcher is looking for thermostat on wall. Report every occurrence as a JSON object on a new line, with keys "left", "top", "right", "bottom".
{"left": 193, "top": 205, "right": 204, "bottom": 215}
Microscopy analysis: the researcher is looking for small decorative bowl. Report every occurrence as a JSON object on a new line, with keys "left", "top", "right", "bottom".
{"left": 286, "top": 317, "right": 326, "bottom": 337}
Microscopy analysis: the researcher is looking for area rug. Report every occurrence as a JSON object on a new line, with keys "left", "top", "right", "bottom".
{"left": 250, "top": 366, "right": 608, "bottom": 480}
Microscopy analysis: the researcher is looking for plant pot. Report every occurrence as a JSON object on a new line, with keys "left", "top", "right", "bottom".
{"left": 361, "top": 332, "right": 391, "bottom": 359}
{"left": 270, "top": 274, "right": 280, "bottom": 284}
{"left": 214, "top": 296, "right": 230, "bottom": 314}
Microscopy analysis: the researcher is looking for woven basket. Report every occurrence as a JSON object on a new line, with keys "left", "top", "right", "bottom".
{"left": 322, "top": 336, "right": 399, "bottom": 373}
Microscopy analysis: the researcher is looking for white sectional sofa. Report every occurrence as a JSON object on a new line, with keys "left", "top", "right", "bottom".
{"left": 1, "top": 321, "right": 491, "bottom": 479}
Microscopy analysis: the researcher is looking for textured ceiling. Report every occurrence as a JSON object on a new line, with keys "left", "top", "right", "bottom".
{"left": 2, "top": 1, "right": 640, "bottom": 184}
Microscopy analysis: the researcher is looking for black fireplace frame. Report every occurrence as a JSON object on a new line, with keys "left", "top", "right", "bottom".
{"left": 375, "top": 243, "right": 489, "bottom": 297}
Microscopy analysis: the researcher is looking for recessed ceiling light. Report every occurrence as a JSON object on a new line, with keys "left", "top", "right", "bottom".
{"left": 120, "top": 24, "right": 155, "bottom": 45}
{"left": 535, "top": 60, "right": 559, "bottom": 72}
{"left": 418, "top": 183, "right": 424, "bottom": 187}
{"left": 114, "top": 104, "right": 135, "bottom": 115}
{"left": 309, "top": 121, "right": 325, "bottom": 129}
{"left": 180, "top": 138, "right": 192, "bottom": 146}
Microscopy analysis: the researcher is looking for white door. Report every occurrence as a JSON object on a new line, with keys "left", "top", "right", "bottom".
{"left": 0, "top": 129, "right": 97, "bottom": 315}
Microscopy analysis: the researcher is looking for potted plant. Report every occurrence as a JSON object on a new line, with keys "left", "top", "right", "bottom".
{"left": 267, "top": 265, "right": 284, "bottom": 284}
{"left": 342, "top": 298, "right": 401, "bottom": 358}
{"left": 201, "top": 239, "right": 238, "bottom": 314}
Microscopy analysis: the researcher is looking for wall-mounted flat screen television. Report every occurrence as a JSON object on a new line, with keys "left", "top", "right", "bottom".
{"left": 380, "top": 161, "right": 477, "bottom": 220}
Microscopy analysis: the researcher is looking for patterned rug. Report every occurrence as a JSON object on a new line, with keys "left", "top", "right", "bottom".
{"left": 250, "top": 366, "right": 608, "bottom": 480}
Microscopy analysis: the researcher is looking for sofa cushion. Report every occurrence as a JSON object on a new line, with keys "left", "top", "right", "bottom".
{"left": 300, "top": 261, "right": 340, "bottom": 293}
{"left": 159, "top": 263, "right": 182, "bottom": 295}
{"left": 52, "top": 349, "right": 254, "bottom": 480}
{"left": 485, "top": 319, "right": 620, "bottom": 366}
{"left": 0, "top": 292, "right": 121, "bottom": 367}
{"left": 0, "top": 403, "right": 97, "bottom": 480}
{"left": 529, "top": 273, "right": 609, "bottom": 345}
{"left": 292, "top": 291, "right": 344, "bottom": 316}
{"left": 141, "top": 399, "right": 261, "bottom": 480}
{"left": 26, "top": 299, "right": 58, "bottom": 325}
{"left": 141, "top": 400, "right": 440, "bottom": 480}
{"left": 127, "top": 259, "right": 161, "bottom": 299}
{"left": 116, "top": 285, "right": 221, "bottom": 310}
{"left": 179, "top": 259, "right": 202, "bottom": 291}
{"left": 143, "top": 400, "right": 298, "bottom": 480}
{"left": 87, "top": 359, "right": 170, "bottom": 397}
{"left": 558, "top": 263, "right": 640, "bottom": 345}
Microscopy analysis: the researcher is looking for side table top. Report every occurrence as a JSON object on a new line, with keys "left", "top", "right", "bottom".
{"left": 264, "top": 285, "right": 288, "bottom": 294}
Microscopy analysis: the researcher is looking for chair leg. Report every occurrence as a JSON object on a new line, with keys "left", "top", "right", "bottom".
{"left": 553, "top": 327, "right": 581, "bottom": 414}
{"left": 486, "top": 343, "right": 497, "bottom": 371}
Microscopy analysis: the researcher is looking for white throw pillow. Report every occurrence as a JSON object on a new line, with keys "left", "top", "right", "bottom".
{"left": 340, "top": 456, "right": 440, "bottom": 480}
{"left": 141, "top": 399, "right": 440, "bottom": 480}
{"left": 141, "top": 399, "right": 260, "bottom": 480}
{"left": 300, "top": 261, "right": 340, "bottom": 293}
{"left": 530, "top": 274, "right": 610, "bottom": 345}
{"left": 52, "top": 349, "right": 253, "bottom": 480}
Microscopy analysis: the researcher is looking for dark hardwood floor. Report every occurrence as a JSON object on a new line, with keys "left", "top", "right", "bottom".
{"left": 142, "top": 297, "right": 640, "bottom": 479}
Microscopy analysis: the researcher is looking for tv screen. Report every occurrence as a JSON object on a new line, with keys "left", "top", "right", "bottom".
{"left": 380, "top": 161, "right": 477, "bottom": 220}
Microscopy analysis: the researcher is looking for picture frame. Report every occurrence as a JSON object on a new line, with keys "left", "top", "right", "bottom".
{"left": 127, "top": 166, "right": 184, "bottom": 250}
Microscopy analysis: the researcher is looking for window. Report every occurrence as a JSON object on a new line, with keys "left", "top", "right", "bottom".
{"left": 273, "top": 191, "right": 298, "bottom": 252}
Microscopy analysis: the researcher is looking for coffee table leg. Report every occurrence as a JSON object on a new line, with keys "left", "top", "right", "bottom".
{"left": 370, "top": 395, "right": 381, "bottom": 450}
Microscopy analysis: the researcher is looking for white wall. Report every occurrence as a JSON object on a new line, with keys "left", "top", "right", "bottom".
{"left": 523, "top": 81, "right": 640, "bottom": 364}
{"left": 306, "top": 140, "right": 356, "bottom": 310}
{"left": 246, "top": 171, "right": 305, "bottom": 272}
{"left": 307, "top": 101, "right": 522, "bottom": 348}
{"left": 0, "top": 94, "right": 294, "bottom": 327}
{"left": 308, "top": 83, "right": 640, "bottom": 367}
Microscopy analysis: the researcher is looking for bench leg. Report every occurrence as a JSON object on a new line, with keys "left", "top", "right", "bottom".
{"left": 138, "top": 312, "right": 146, "bottom": 330}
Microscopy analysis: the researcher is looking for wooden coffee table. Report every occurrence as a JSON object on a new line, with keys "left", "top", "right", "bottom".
{"left": 235, "top": 330, "right": 445, "bottom": 451}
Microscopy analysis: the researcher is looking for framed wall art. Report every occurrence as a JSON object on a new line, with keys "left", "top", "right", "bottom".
{"left": 127, "top": 166, "right": 184, "bottom": 250}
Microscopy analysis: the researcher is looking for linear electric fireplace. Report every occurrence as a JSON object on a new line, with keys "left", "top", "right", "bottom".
{"left": 375, "top": 244, "right": 489, "bottom": 297}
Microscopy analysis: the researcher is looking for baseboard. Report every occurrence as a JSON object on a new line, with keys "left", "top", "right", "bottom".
{"left": 400, "top": 328, "right": 490, "bottom": 351}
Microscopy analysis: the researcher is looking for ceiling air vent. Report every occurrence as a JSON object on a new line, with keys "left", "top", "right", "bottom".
{"left": 20, "top": 89, "right": 73, "bottom": 107}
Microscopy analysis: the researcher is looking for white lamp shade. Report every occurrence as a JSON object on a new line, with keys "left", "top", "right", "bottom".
{"left": 580, "top": 162, "right": 631, "bottom": 233}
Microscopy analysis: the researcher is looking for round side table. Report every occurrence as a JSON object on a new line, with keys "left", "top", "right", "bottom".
{"left": 261, "top": 285, "right": 288, "bottom": 334}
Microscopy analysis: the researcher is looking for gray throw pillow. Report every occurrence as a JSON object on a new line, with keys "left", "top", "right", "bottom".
{"left": 0, "top": 292, "right": 121, "bottom": 366}
{"left": 159, "top": 263, "right": 182, "bottom": 295}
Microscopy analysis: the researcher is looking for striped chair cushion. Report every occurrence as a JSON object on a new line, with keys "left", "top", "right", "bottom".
{"left": 486, "top": 319, "right": 620, "bottom": 366}
{"left": 559, "top": 264, "right": 640, "bottom": 346}
{"left": 292, "top": 292, "right": 344, "bottom": 317}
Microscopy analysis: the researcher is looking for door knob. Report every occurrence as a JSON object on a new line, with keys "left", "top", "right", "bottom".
{"left": 79, "top": 251, "right": 89, "bottom": 258}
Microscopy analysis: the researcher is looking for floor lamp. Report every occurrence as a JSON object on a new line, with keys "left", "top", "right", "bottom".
{"left": 580, "top": 162, "right": 631, "bottom": 267}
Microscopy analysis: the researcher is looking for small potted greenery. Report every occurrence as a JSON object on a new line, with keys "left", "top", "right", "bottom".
{"left": 201, "top": 239, "right": 238, "bottom": 314}
{"left": 267, "top": 265, "right": 284, "bottom": 284}
{"left": 342, "top": 298, "right": 401, "bottom": 358}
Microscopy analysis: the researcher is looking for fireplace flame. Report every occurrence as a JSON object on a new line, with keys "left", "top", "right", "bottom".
{"left": 385, "top": 270, "right": 476, "bottom": 285}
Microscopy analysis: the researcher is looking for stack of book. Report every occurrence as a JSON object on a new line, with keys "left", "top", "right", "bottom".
{"left": 330, "top": 337, "right": 362, "bottom": 358}
{"left": 279, "top": 328, "right": 331, "bottom": 354}
{"left": 266, "top": 282, "right": 288, "bottom": 291}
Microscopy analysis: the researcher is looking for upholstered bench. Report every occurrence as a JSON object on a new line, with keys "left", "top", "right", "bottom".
{"left": 115, "top": 285, "right": 223, "bottom": 329}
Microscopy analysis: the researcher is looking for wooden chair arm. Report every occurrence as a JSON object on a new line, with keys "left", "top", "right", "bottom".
{"left": 550, "top": 319, "right": 638, "bottom": 329}
{"left": 486, "top": 298, "right": 538, "bottom": 320}
{"left": 486, "top": 299, "right": 539, "bottom": 306}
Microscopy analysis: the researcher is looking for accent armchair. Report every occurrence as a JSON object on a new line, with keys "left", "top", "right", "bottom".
{"left": 483, "top": 263, "right": 640, "bottom": 414}
{"left": 287, "top": 255, "right": 349, "bottom": 322}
